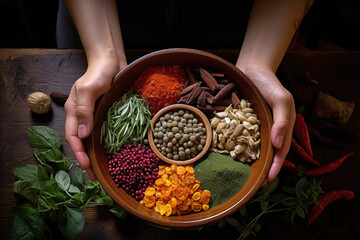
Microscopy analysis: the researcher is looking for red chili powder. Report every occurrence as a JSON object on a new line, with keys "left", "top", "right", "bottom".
{"left": 132, "top": 65, "right": 186, "bottom": 115}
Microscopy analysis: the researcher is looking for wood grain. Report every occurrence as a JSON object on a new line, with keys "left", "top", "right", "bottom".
{"left": 0, "top": 48, "right": 359, "bottom": 240}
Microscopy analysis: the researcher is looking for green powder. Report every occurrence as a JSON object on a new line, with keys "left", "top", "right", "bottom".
{"left": 194, "top": 152, "right": 251, "bottom": 207}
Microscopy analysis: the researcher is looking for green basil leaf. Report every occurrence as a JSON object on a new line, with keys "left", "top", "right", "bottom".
{"left": 260, "top": 200, "right": 269, "bottom": 211}
{"left": 295, "top": 177, "right": 309, "bottom": 198}
{"left": 295, "top": 206, "right": 306, "bottom": 219}
{"left": 281, "top": 186, "right": 296, "bottom": 195}
{"left": 225, "top": 217, "right": 240, "bottom": 228}
{"left": 68, "top": 185, "right": 80, "bottom": 194}
{"left": 109, "top": 206, "right": 127, "bottom": 219}
{"left": 270, "top": 193, "right": 287, "bottom": 203}
{"left": 8, "top": 214, "right": 36, "bottom": 240}
{"left": 12, "top": 202, "right": 45, "bottom": 239}
{"left": 37, "top": 165, "right": 50, "bottom": 181}
{"left": 254, "top": 223, "right": 262, "bottom": 232}
{"left": 55, "top": 170, "right": 71, "bottom": 192}
{"left": 268, "top": 176, "right": 279, "bottom": 193}
{"left": 13, "top": 165, "right": 39, "bottom": 185}
{"left": 282, "top": 197, "right": 298, "bottom": 207}
{"left": 58, "top": 207, "right": 85, "bottom": 240}
{"left": 72, "top": 165, "right": 84, "bottom": 191}
{"left": 37, "top": 196, "right": 59, "bottom": 212}
{"left": 34, "top": 147, "right": 70, "bottom": 171}
{"left": 28, "top": 126, "right": 61, "bottom": 150}
{"left": 13, "top": 180, "right": 38, "bottom": 205}
{"left": 239, "top": 205, "right": 247, "bottom": 216}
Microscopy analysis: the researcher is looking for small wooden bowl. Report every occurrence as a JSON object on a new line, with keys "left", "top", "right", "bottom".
{"left": 87, "top": 48, "right": 274, "bottom": 229}
{"left": 147, "top": 104, "right": 212, "bottom": 165}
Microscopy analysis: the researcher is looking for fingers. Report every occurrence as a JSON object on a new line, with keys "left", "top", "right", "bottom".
{"left": 65, "top": 99, "right": 92, "bottom": 171}
{"left": 268, "top": 92, "right": 295, "bottom": 182}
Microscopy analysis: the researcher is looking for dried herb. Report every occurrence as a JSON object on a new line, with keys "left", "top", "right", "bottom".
{"left": 101, "top": 91, "right": 152, "bottom": 153}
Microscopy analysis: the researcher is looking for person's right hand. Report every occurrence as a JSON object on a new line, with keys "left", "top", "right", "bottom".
{"left": 65, "top": 57, "right": 127, "bottom": 180}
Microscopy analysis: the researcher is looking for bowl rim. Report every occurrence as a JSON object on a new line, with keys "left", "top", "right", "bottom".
{"left": 147, "top": 103, "right": 212, "bottom": 165}
{"left": 87, "top": 48, "right": 274, "bottom": 229}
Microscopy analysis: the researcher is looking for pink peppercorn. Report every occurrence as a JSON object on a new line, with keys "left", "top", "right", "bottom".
{"left": 107, "top": 143, "right": 160, "bottom": 200}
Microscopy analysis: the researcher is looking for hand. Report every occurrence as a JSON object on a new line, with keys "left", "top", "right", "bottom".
{"left": 237, "top": 64, "right": 296, "bottom": 183}
{"left": 65, "top": 58, "right": 126, "bottom": 180}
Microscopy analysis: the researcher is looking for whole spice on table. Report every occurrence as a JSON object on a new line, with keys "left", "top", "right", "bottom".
{"left": 108, "top": 143, "right": 160, "bottom": 200}
{"left": 307, "top": 124, "right": 346, "bottom": 148}
{"left": 141, "top": 164, "right": 211, "bottom": 216}
{"left": 291, "top": 138, "right": 320, "bottom": 166}
{"left": 194, "top": 152, "right": 251, "bottom": 207}
{"left": 27, "top": 91, "right": 52, "bottom": 114}
{"left": 132, "top": 65, "right": 186, "bottom": 115}
{"left": 50, "top": 91, "right": 68, "bottom": 106}
{"left": 306, "top": 190, "right": 354, "bottom": 226}
{"left": 306, "top": 152, "right": 354, "bottom": 176}
{"left": 283, "top": 159, "right": 296, "bottom": 169}
{"left": 294, "top": 113, "right": 313, "bottom": 157}
{"left": 101, "top": 91, "right": 152, "bottom": 153}
{"left": 152, "top": 109, "right": 206, "bottom": 160}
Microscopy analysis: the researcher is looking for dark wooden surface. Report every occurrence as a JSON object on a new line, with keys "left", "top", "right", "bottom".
{"left": 0, "top": 48, "right": 359, "bottom": 240}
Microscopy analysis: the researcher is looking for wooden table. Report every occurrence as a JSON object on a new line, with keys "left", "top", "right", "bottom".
{"left": 0, "top": 48, "right": 359, "bottom": 240}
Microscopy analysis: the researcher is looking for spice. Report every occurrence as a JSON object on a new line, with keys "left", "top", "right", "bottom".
{"left": 141, "top": 164, "right": 211, "bottom": 216}
{"left": 50, "top": 91, "right": 68, "bottom": 106}
{"left": 107, "top": 143, "right": 160, "bottom": 200}
{"left": 194, "top": 152, "right": 251, "bottom": 207}
{"left": 294, "top": 113, "right": 313, "bottom": 157}
{"left": 199, "top": 68, "right": 220, "bottom": 91}
{"left": 27, "top": 91, "right": 52, "bottom": 114}
{"left": 306, "top": 152, "right": 354, "bottom": 176}
{"left": 132, "top": 65, "right": 186, "bottom": 115}
{"left": 101, "top": 91, "right": 152, "bottom": 153}
{"left": 210, "top": 104, "right": 260, "bottom": 163}
{"left": 306, "top": 190, "right": 354, "bottom": 225}
{"left": 282, "top": 159, "right": 296, "bottom": 169}
{"left": 291, "top": 138, "right": 320, "bottom": 166}
{"left": 153, "top": 109, "right": 206, "bottom": 160}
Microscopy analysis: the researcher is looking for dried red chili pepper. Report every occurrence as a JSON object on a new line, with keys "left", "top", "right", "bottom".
{"left": 306, "top": 152, "right": 354, "bottom": 176}
{"left": 306, "top": 190, "right": 354, "bottom": 226}
{"left": 294, "top": 113, "right": 313, "bottom": 157}
{"left": 282, "top": 159, "right": 296, "bottom": 169}
{"left": 291, "top": 138, "right": 320, "bottom": 166}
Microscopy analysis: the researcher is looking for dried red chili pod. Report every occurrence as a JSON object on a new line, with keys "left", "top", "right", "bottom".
{"left": 291, "top": 138, "right": 320, "bottom": 166}
{"left": 294, "top": 113, "right": 313, "bottom": 157}
{"left": 306, "top": 152, "right": 354, "bottom": 176}
{"left": 282, "top": 159, "right": 296, "bottom": 169}
{"left": 306, "top": 190, "right": 354, "bottom": 226}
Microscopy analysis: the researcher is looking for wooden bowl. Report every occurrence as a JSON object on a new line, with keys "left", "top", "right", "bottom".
{"left": 147, "top": 104, "right": 212, "bottom": 166}
{"left": 87, "top": 48, "right": 273, "bottom": 229}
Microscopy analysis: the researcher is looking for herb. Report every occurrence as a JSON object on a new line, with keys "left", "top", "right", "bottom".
{"left": 218, "top": 174, "right": 323, "bottom": 240}
{"left": 101, "top": 91, "right": 152, "bottom": 153}
{"left": 8, "top": 126, "right": 127, "bottom": 240}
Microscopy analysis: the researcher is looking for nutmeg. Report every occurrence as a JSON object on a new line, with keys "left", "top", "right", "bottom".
{"left": 50, "top": 91, "right": 68, "bottom": 106}
{"left": 27, "top": 91, "right": 52, "bottom": 114}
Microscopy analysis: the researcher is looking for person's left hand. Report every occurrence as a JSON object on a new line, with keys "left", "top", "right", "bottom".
{"left": 237, "top": 64, "right": 296, "bottom": 183}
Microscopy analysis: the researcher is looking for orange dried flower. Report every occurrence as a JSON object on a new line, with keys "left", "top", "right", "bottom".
{"left": 140, "top": 163, "right": 211, "bottom": 216}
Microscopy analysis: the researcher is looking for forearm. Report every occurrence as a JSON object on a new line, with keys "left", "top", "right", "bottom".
{"left": 63, "top": 0, "right": 127, "bottom": 70}
{"left": 237, "top": 0, "right": 314, "bottom": 72}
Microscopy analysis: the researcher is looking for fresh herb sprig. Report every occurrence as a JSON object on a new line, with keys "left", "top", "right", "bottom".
{"left": 219, "top": 175, "right": 323, "bottom": 240}
{"left": 9, "top": 126, "right": 127, "bottom": 240}
{"left": 101, "top": 91, "right": 152, "bottom": 153}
